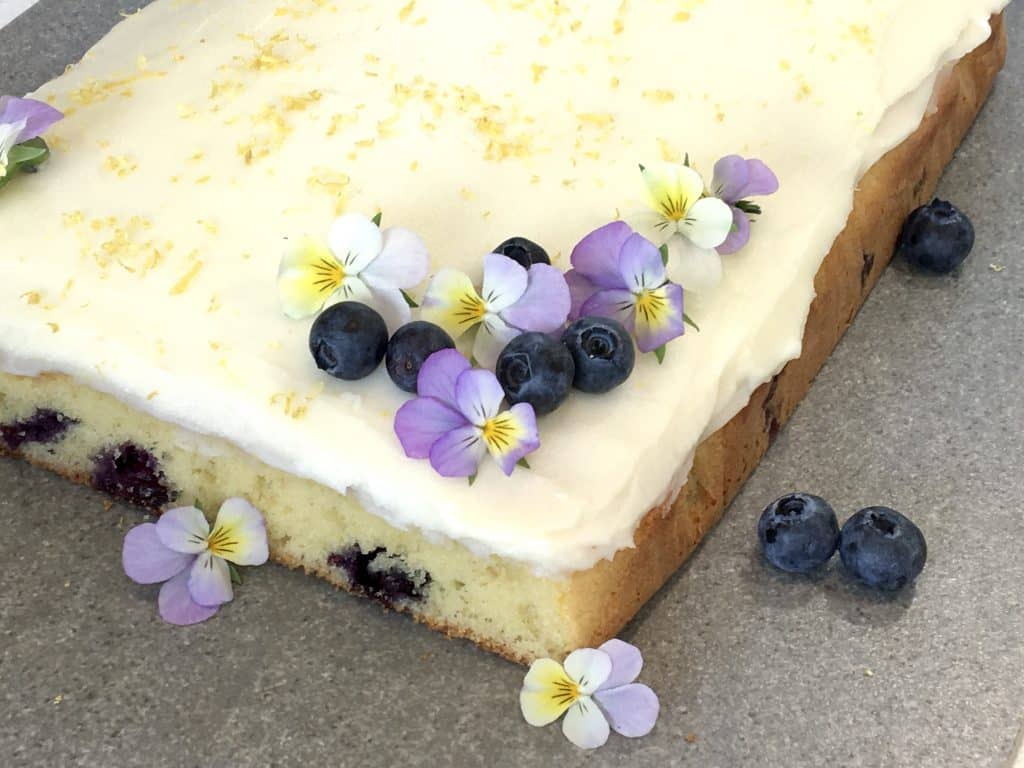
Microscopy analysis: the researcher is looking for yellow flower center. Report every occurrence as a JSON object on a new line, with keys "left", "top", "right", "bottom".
{"left": 550, "top": 677, "right": 581, "bottom": 707}
{"left": 481, "top": 413, "right": 517, "bottom": 452}
{"left": 657, "top": 191, "right": 690, "bottom": 223}
{"left": 634, "top": 289, "right": 666, "bottom": 323}
{"left": 206, "top": 525, "right": 240, "bottom": 558}
{"left": 454, "top": 292, "right": 488, "bottom": 328}
{"left": 311, "top": 255, "right": 345, "bottom": 296}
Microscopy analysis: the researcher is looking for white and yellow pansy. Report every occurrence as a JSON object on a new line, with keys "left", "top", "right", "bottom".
{"left": 277, "top": 212, "right": 429, "bottom": 331}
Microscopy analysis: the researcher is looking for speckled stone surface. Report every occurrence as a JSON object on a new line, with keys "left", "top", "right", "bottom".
{"left": 1, "top": 3, "right": 1022, "bottom": 767}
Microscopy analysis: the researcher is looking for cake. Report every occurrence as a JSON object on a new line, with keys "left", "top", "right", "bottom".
{"left": 0, "top": 0, "right": 1010, "bottom": 663}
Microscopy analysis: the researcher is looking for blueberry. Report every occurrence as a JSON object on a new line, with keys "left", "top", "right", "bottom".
{"left": 839, "top": 506, "right": 927, "bottom": 591}
{"left": 758, "top": 493, "right": 840, "bottom": 574}
{"left": 496, "top": 332, "right": 574, "bottom": 416}
{"left": 493, "top": 237, "right": 551, "bottom": 270}
{"left": 561, "top": 317, "right": 635, "bottom": 394}
{"left": 385, "top": 321, "right": 456, "bottom": 393}
{"left": 896, "top": 199, "right": 975, "bottom": 274}
{"left": 309, "top": 302, "right": 388, "bottom": 381}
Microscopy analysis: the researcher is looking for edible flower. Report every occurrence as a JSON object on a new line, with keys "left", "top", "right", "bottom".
{"left": 420, "top": 253, "right": 570, "bottom": 369}
{"left": 520, "top": 639, "right": 660, "bottom": 750}
{"left": 634, "top": 162, "right": 733, "bottom": 293}
{"left": 710, "top": 155, "right": 779, "bottom": 255}
{"left": 122, "top": 498, "right": 269, "bottom": 625}
{"left": 277, "top": 212, "right": 430, "bottom": 331}
{"left": 0, "top": 96, "right": 63, "bottom": 183}
{"left": 565, "top": 221, "right": 686, "bottom": 356}
{"left": 394, "top": 349, "right": 539, "bottom": 478}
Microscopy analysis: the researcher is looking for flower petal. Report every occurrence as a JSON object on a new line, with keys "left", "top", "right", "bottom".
{"left": 361, "top": 226, "right": 430, "bottom": 290}
{"left": 593, "top": 684, "right": 659, "bottom": 738}
{"left": 416, "top": 348, "right": 472, "bottom": 405}
{"left": 642, "top": 162, "right": 705, "bottom": 225}
{"left": 421, "top": 268, "right": 485, "bottom": 339}
{"left": 565, "top": 269, "right": 599, "bottom": 321}
{"left": 484, "top": 403, "right": 539, "bottom": 476}
{"left": 716, "top": 206, "right": 752, "bottom": 256}
{"left": 564, "top": 648, "right": 613, "bottom": 695}
{"left": 711, "top": 155, "right": 751, "bottom": 203}
{"left": 499, "top": 263, "right": 571, "bottom": 333}
{"left": 569, "top": 221, "right": 632, "bottom": 289}
{"left": 665, "top": 235, "right": 723, "bottom": 294}
{"left": 596, "top": 639, "right": 644, "bottom": 689}
{"left": 394, "top": 396, "right": 468, "bottom": 459}
{"left": 471, "top": 313, "right": 521, "bottom": 370}
{"left": 481, "top": 253, "right": 529, "bottom": 312}
{"left": 579, "top": 288, "right": 636, "bottom": 332}
{"left": 633, "top": 282, "right": 685, "bottom": 354}
{"left": 562, "top": 698, "right": 610, "bottom": 750}
{"left": 209, "top": 497, "right": 269, "bottom": 566}
{"left": 0, "top": 96, "right": 63, "bottom": 142}
{"left": 741, "top": 158, "right": 779, "bottom": 197}
{"left": 520, "top": 658, "right": 577, "bottom": 727}
{"left": 157, "top": 568, "right": 219, "bottom": 625}
{"left": 617, "top": 233, "right": 666, "bottom": 293}
{"left": 428, "top": 423, "right": 486, "bottom": 478}
{"left": 122, "top": 523, "right": 194, "bottom": 584}
{"left": 367, "top": 286, "right": 412, "bottom": 333}
{"left": 677, "top": 196, "right": 734, "bottom": 249}
{"left": 454, "top": 368, "right": 505, "bottom": 426}
{"left": 277, "top": 237, "right": 343, "bottom": 319}
{"left": 327, "top": 213, "right": 384, "bottom": 276}
{"left": 187, "top": 551, "right": 234, "bottom": 607}
{"left": 155, "top": 506, "right": 210, "bottom": 554}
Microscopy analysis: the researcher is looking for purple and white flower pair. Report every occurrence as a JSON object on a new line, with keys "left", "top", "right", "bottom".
{"left": 122, "top": 498, "right": 269, "bottom": 625}
{"left": 710, "top": 155, "right": 780, "bottom": 255}
{"left": 566, "top": 221, "right": 686, "bottom": 355}
{"left": 520, "top": 639, "right": 660, "bottom": 750}
{"left": 394, "top": 349, "right": 539, "bottom": 478}
{"left": 0, "top": 95, "right": 63, "bottom": 181}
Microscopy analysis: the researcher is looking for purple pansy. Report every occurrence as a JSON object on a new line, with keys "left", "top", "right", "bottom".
{"left": 0, "top": 96, "right": 63, "bottom": 178}
{"left": 710, "top": 155, "right": 779, "bottom": 255}
{"left": 565, "top": 221, "right": 686, "bottom": 354}
{"left": 394, "top": 349, "right": 539, "bottom": 478}
{"left": 122, "top": 498, "right": 269, "bottom": 625}
{"left": 520, "top": 639, "right": 660, "bottom": 750}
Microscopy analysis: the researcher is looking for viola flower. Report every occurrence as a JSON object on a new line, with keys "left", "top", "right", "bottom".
{"left": 394, "top": 349, "right": 539, "bottom": 478}
{"left": 634, "top": 162, "right": 733, "bottom": 294}
{"left": 277, "top": 212, "right": 430, "bottom": 331}
{"left": 122, "top": 498, "right": 269, "bottom": 625}
{"left": 565, "top": 221, "right": 685, "bottom": 355}
{"left": 420, "top": 253, "right": 570, "bottom": 369}
{"left": 0, "top": 96, "right": 63, "bottom": 181}
{"left": 710, "top": 155, "right": 779, "bottom": 255}
{"left": 520, "top": 639, "right": 660, "bottom": 750}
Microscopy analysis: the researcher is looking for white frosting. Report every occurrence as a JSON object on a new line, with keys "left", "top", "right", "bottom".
{"left": 0, "top": 0, "right": 1008, "bottom": 576}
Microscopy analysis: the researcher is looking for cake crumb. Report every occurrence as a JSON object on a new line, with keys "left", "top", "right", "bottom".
{"left": 102, "top": 500, "right": 114, "bottom": 511}
{"left": 989, "top": 263, "right": 1005, "bottom": 273}
{"left": 52, "top": 694, "right": 64, "bottom": 705}
{"left": 63, "top": 580, "right": 71, "bottom": 588}
{"left": 864, "top": 668, "right": 875, "bottom": 678}
{"left": 685, "top": 733, "right": 698, "bottom": 744}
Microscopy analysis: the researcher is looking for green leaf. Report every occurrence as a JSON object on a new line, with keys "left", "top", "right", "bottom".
{"left": 638, "top": 163, "right": 646, "bottom": 172}
{"left": 371, "top": 211, "right": 383, "bottom": 227}
{"left": 659, "top": 244, "right": 669, "bottom": 267}
{"left": 401, "top": 289, "right": 419, "bottom": 309}
{"left": 8, "top": 143, "right": 48, "bottom": 166}
{"left": 683, "top": 312, "right": 701, "bottom": 332}
{"left": 516, "top": 457, "right": 531, "bottom": 470}
{"left": 467, "top": 473, "right": 478, "bottom": 487}
{"left": 654, "top": 345, "right": 667, "bottom": 364}
{"left": 683, "top": 152, "right": 691, "bottom": 168}
{"left": 228, "top": 563, "right": 244, "bottom": 586}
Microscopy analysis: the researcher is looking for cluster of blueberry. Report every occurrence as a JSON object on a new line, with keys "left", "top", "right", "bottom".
{"left": 758, "top": 493, "right": 927, "bottom": 591}
{"left": 307, "top": 236, "right": 637, "bottom": 412}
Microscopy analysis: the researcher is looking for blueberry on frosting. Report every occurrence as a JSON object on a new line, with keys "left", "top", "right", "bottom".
{"left": 561, "top": 317, "right": 635, "bottom": 394}
{"left": 493, "top": 237, "right": 551, "bottom": 270}
{"left": 496, "top": 333, "right": 575, "bottom": 416}
{"left": 386, "top": 321, "right": 456, "bottom": 393}
{"left": 309, "top": 301, "right": 389, "bottom": 381}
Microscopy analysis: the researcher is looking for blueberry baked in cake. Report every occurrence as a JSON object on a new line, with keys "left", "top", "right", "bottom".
{"left": 0, "top": 0, "right": 1011, "bottom": 662}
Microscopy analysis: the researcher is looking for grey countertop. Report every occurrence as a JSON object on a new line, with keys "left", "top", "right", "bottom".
{"left": 1, "top": 3, "right": 1022, "bottom": 767}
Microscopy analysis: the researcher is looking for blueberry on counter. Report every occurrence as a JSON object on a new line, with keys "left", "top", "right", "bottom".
{"left": 496, "top": 332, "right": 574, "bottom": 416}
{"left": 561, "top": 317, "right": 635, "bottom": 394}
{"left": 309, "top": 302, "right": 389, "bottom": 381}
{"left": 896, "top": 199, "right": 975, "bottom": 274}
{"left": 493, "top": 237, "right": 551, "bottom": 270}
{"left": 758, "top": 493, "right": 840, "bottom": 574}
{"left": 839, "top": 506, "right": 927, "bottom": 591}
{"left": 386, "top": 321, "right": 456, "bottom": 393}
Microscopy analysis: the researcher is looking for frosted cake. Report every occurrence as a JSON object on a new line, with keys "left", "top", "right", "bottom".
{"left": 0, "top": 0, "right": 1010, "bottom": 662}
